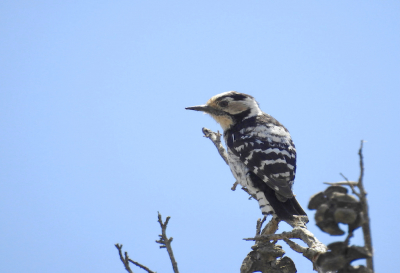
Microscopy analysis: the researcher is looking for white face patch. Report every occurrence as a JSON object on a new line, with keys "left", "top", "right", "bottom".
{"left": 225, "top": 100, "right": 248, "bottom": 115}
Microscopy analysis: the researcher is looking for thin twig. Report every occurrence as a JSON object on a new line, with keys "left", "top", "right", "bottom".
{"left": 231, "top": 181, "right": 239, "bottom": 191}
{"left": 202, "top": 128, "right": 257, "bottom": 198}
{"left": 344, "top": 230, "right": 354, "bottom": 246}
{"left": 357, "top": 141, "right": 374, "bottom": 271}
{"left": 323, "top": 181, "right": 358, "bottom": 186}
{"left": 115, "top": 244, "right": 134, "bottom": 273}
{"left": 255, "top": 216, "right": 267, "bottom": 236}
{"left": 202, "top": 127, "right": 229, "bottom": 165}
{"left": 339, "top": 173, "right": 361, "bottom": 198}
{"left": 261, "top": 217, "right": 279, "bottom": 235}
{"left": 129, "top": 259, "right": 156, "bottom": 273}
{"left": 115, "top": 244, "right": 156, "bottom": 273}
{"left": 155, "top": 212, "right": 180, "bottom": 273}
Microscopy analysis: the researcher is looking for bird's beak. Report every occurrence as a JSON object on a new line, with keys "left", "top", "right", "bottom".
{"left": 185, "top": 105, "right": 225, "bottom": 116}
{"left": 185, "top": 105, "right": 210, "bottom": 112}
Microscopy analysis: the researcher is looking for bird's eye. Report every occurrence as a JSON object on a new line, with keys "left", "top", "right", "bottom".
{"left": 219, "top": 101, "right": 228, "bottom": 107}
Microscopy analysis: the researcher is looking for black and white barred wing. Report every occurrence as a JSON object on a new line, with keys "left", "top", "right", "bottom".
{"left": 227, "top": 134, "right": 296, "bottom": 199}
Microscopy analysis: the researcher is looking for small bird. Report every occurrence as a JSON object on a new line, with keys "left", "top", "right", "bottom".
{"left": 186, "top": 91, "right": 308, "bottom": 227}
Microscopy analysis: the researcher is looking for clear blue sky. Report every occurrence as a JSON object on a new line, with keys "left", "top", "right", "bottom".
{"left": 1, "top": 1, "right": 399, "bottom": 272}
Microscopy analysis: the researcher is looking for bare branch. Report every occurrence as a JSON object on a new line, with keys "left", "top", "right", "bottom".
{"left": 261, "top": 217, "right": 279, "bottom": 235}
{"left": 344, "top": 229, "right": 354, "bottom": 246}
{"left": 255, "top": 216, "right": 267, "bottom": 236}
{"left": 282, "top": 238, "right": 307, "bottom": 254}
{"left": 323, "top": 181, "right": 358, "bottom": 186}
{"left": 129, "top": 259, "right": 156, "bottom": 273}
{"left": 202, "top": 128, "right": 258, "bottom": 200}
{"left": 241, "top": 218, "right": 297, "bottom": 273}
{"left": 202, "top": 127, "right": 229, "bottom": 165}
{"left": 155, "top": 212, "right": 179, "bottom": 273}
{"left": 115, "top": 244, "right": 156, "bottom": 273}
{"left": 244, "top": 227, "right": 328, "bottom": 264}
{"left": 339, "top": 173, "right": 361, "bottom": 198}
{"left": 115, "top": 244, "right": 134, "bottom": 273}
{"left": 357, "top": 141, "right": 374, "bottom": 271}
{"left": 115, "top": 213, "right": 179, "bottom": 273}
{"left": 231, "top": 181, "right": 239, "bottom": 191}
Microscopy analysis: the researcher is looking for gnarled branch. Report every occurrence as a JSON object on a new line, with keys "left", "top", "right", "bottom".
{"left": 244, "top": 227, "right": 328, "bottom": 266}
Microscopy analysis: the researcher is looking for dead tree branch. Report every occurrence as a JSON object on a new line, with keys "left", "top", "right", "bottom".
{"left": 202, "top": 127, "right": 229, "bottom": 165}
{"left": 115, "top": 244, "right": 156, "bottom": 273}
{"left": 309, "top": 141, "right": 374, "bottom": 272}
{"left": 241, "top": 218, "right": 297, "bottom": 273}
{"left": 155, "top": 212, "right": 180, "bottom": 273}
{"left": 244, "top": 227, "right": 328, "bottom": 266}
{"left": 115, "top": 244, "right": 134, "bottom": 273}
{"left": 115, "top": 212, "right": 179, "bottom": 273}
{"left": 340, "top": 173, "right": 362, "bottom": 198}
{"left": 357, "top": 141, "right": 374, "bottom": 271}
{"left": 231, "top": 181, "right": 239, "bottom": 191}
{"left": 255, "top": 216, "right": 267, "bottom": 237}
{"left": 323, "top": 181, "right": 358, "bottom": 186}
{"left": 202, "top": 127, "right": 253, "bottom": 195}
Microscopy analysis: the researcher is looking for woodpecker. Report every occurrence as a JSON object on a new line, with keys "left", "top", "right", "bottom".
{"left": 186, "top": 91, "right": 308, "bottom": 227}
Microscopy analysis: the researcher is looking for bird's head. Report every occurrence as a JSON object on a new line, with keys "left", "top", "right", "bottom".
{"left": 186, "top": 91, "right": 262, "bottom": 131}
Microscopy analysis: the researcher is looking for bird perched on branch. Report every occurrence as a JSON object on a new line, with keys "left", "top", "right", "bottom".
{"left": 186, "top": 91, "right": 308, "bottom": 227}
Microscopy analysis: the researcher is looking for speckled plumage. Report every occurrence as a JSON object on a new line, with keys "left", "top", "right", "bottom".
{"left": 187, "top": 91, "right": 307, "bottom": 225}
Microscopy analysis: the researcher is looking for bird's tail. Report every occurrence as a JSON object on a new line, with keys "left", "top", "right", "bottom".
{"left": 250, "top": 172, "right": 308, "bottom": 226}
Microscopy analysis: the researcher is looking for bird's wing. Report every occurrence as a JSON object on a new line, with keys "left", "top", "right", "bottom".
{"left": 227, "top": 133, "right": 296, "bottom": 199}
